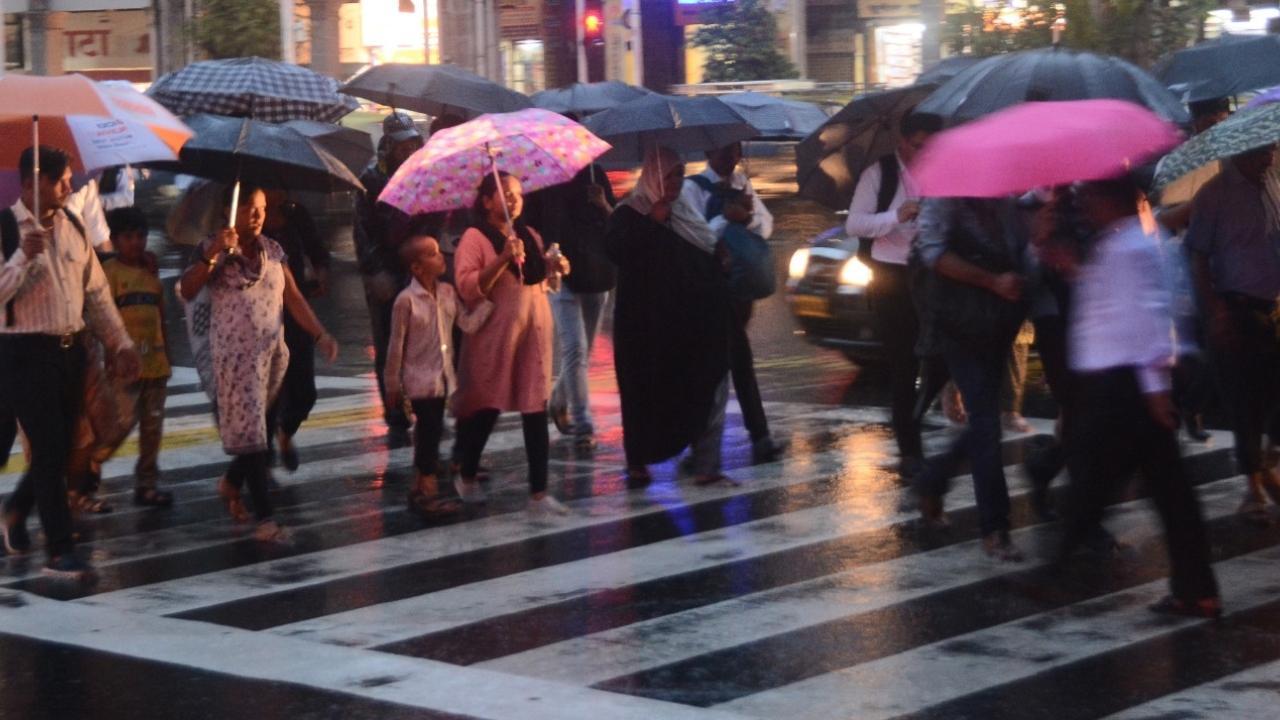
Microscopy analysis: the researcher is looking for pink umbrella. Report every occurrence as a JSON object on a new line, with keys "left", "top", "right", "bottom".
{"left": 912, "top": 99, "right": 1182, "bottom": 198}
{"left": 379, "top": 108, "right": 611, "bottom": 216}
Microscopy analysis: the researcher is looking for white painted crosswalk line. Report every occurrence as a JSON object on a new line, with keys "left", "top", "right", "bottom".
{"left": 476, "top": 476, "right": 1247, "bottom": 687}
{"left": 1103, "top": 660, "right": 1280, "bottom": 720}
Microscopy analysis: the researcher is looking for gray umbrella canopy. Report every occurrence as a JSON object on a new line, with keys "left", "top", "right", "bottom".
{"left": 1155, "top": 34, "right": 1280, "bottom": 103}
{"left": 148, "top": 56, "right": 359, "bottom": 123}
{"left": 531, "top": 81, "right": 652, "bottom": 115}
{"left": 917, "top": 48, "right": 1189, "bottom": 125}
{"left": 796, "top": 84, "right": 936, "bottom": 211}
{"left": 583, "top": 94, "right": 759, "bottom": 163}
{"left": 718, "top": 92, "right": 829, "bottom": 140}
{"left": 916, "top": 55, "right": 984, "bottom": 86}
{"left": 1154, "top": 102, "right": 1280, "bottom": 189}
{"left": 280, "top": 120, "right": 374, "bottom": 175}
{"left": 172, "top": 114, "right": 364, "bottom": 192}
{"left": 340, "top": 63, "right": 532, "bottom": 120}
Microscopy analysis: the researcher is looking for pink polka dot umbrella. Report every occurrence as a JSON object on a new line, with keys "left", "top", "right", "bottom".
{"left": 378, "top": 109, "right": 611, "bottom": 216}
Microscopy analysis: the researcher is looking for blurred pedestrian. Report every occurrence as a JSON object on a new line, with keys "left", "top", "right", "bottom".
{"left": 912, "top": 196, "right": 1030, "bottom": 561}
{"left": 450, "top": 172, "right": 571, "bottom": 514}
{"left": 1001, "top": 321, "right": 1035, "bottom": 433}
{"left": 179, "top": 186, "right": 338, "bottom": 543}
{"left": 355, "top": 112, "right": 424, "bottom": 444}
{"left": 846, "top": 113, "right": 944, "bottom": 477}
{"left": 1186, "top": 146, "right": 1280, "bottom": 522}
{"left": 682, "top": 141, "right": 786, "bottom": 465}
{"left": 1060, "top": 175, "right": 1220, "bottom": 619}
{"left": 0, "top": 146, "right": 141, "bottom": 581}
{"left": 523, "top": 161, "right": 616, "bottom": 451}
{"left": 607, "top": 146, "right": 732, "bottom": 487}
{"left": 263, "top": 190, "right": 331, "bottom": 472}
{"left": 385, "top": 228, "right": 492, "bottom": 520}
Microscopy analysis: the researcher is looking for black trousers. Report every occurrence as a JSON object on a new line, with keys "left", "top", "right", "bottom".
{"left": 871, "top": 261, "right": 928, "bottom": 460}
{"left": 0, "top": 334, "right": 86, "bottom": 556}
{"left": 410, "top": 397, "right": 446, "bottom": 476}
{"left": 1024, "top": 315, "right": 1072, "bottom": 481}
{"left": 226, "top": 450, "right": 273, "bottom": 521}
{"left": 1212, "top": 294, "right": 1280, "bottom": 476}
{"left": 456, "top": 409, "right": 549, "bottom": 494}
{"left": 1062, "top": 367, "right": 1218, "bottom": 603}
{"left": 730, "top": 298, "right": 769, "bottom": 443}
{"left": 268, "top": 316, "right": 319, "bottom": 440}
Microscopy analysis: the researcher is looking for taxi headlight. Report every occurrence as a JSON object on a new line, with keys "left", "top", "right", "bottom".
{"left": 838, "top": 256, "right": 873, "bottom": 287}
{"left": 788, "top": 248, "right": 810, "bottom": 280}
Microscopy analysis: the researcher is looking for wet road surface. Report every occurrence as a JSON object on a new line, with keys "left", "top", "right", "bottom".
{"left": 1, "top": 167, "right": 1277, "bottom": 719}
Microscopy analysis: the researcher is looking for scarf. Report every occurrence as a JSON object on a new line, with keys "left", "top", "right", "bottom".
{"left": 477, "top": 219, "right": 547, "bottom": 285}
{"left": 621, "top": 146, "right": 719, "bottom": 254}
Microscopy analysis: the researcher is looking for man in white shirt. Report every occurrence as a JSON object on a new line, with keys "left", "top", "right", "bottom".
{"left": 680, "top": 142, "right": 785, "bottom": 464}
{"left": 0, "top": 146, "right": 140, "bottom": 582}
{"left": 1061, "top": 175, "right": 1219, "bottom": 619}
{"left": 845, "top": 113, "right": 941, "bottom": 478}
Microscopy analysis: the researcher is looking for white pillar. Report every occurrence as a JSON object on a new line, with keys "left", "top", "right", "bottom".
{"left": 575, "top": 0, "right": 587, "bottom": 83}
{"left": 280, "top": 0, "right": 296, "bottom": 63}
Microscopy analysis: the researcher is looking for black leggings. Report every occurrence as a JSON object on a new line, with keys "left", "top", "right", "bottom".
{"left": 226, "top": 451, "right": 273, "bottom": 521}
{"left": 410, "top": 398, "right": 447, "bottom": 476}
{"left": 456, "top": 408, "right": 549, "bottom": 494}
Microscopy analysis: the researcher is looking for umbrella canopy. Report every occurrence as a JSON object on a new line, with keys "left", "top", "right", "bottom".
{"left": 718, "top": 92, "right": 829, "bottom": 140}
{"left": 795, "top": 84, "right": 936, "bottom": 210}
{"left": 1154, "top": 102, "right": 1280, "bottom": 190}
{"left": 917, "top": 48, "right": 1189, "bottom": 125}
{"left": 280, "top": 120, "right": 374, "bottom": 175}
{"left": 148, "top": 56, "right": 359, "bottom": 123}
{"left": 379, "top": 109, "right": 610, "bottom": 215}
{"left": 916, "top": 55, "right": 984, "bottom": 86}
{"left": 912, "top": 100, "right": 1181, "bottom": 198}
{"left": 531, "top": 81, "right": 652, "bottom": 115}
{"left": 582, "top": 94, "right": 758, "bottom": 163}
{"left": 169, "top": 114, "right": 363, "bottom": 193}
{"left": 1156, "top": 34, "right": 1280, "bottom": 104}
{"left": 340, "top": 63, "right": 532, "bottom": 120}
{"left": 1247, "top": 85, "right": 1280, "bottom": 109}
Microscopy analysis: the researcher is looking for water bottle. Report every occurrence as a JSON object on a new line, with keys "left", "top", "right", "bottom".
{"left": 547, "top": 242, "right": 563, "bottom": 292}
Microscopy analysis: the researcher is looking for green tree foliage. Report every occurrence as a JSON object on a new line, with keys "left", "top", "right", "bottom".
{"left": 690, "top": 0, "right": 799, "bottom": 81}
{"left": 194, "top": 0, "right": 282, "bottom": 60}
{"left": 943, "top": 0, "right": 1215, "bottom": 67}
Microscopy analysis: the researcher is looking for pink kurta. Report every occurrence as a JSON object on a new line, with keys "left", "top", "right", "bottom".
{"left": 452, "top": 226, "right": 554, "bottom": 417}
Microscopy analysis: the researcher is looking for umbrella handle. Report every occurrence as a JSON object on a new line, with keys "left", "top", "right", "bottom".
{"left": 31, "top": 116, "right": 39, "bottom": 222}
{"left": 227, "top": 179, "right": 240, "bottom": 229}
{"left": 486, "top": 143, "right": 521, "bottom": 281}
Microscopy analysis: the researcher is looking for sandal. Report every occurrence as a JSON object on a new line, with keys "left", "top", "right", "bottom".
{"left": 694, "top": 473, "right": 738, "bottom": 487}
{"left": 253, "top": 519, "right": 292, "bottom": 545}
{"left": 133, "top": 487, "right": 174, "bottom": 508}
{"left": 69, "top": 491, "right": 113, "bottom": 515}
{"left": 624, "top": 467, "right": 653, "bottom": 490}
{"left": 218, "top": 477, "right": 251, "bottom": 523}
{"left": 407, "top": 489, "right": 463, "bottom": 519}
{"left": 1149, "top": 595, "right": 1222, "bottom": 620}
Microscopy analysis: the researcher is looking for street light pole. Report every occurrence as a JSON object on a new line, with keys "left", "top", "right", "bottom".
{"left": 280, "top": 0, "right": 296, "bottom": 63}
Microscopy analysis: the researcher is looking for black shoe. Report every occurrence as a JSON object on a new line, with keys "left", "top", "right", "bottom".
{"left": 386, "top": 425, "right": 412, "bottom": 448}
{"left": 897, "top": 456, "right": 925, "bottom": 483}
{"left": 1, "top": 517, "right": 31, "bottom": 556}
{"left": 751, "top": 437, "right": 789, "bottom": 465}
{"left": 133, "top": 487, "right": 174, "bottom": 508}
{"left": 280, "top": 443, "right": 300, "bottom": 472}
{"left": 42, "top": 554, "right": 97, "bottom": 583}
{"left": 1185, "top": 414, "right": 1211, "bottom": 443}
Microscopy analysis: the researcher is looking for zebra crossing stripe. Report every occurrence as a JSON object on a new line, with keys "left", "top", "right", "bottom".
{"left": 1101, "top": 659, "right": 1280, "bottom": 719}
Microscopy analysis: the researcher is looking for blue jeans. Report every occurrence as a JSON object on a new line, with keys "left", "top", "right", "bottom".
{"left": 550, "top": 288, "right": 608, "bottom": 436}
{"left": 917, "top": 341, "right": 1011, "bottom": 536}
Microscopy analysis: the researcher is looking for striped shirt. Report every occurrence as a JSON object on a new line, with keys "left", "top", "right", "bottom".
{"left": 0, "top": 200, "right": 132, "bottom": 352}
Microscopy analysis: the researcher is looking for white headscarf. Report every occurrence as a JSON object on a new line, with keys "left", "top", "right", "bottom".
{"left": 621, "top": 146, "right": 719, "bottom": 254}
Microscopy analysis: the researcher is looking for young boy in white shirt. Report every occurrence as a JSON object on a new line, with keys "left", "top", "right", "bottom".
{"left": 385, "top": 231, "right": 493, "bottom": 519}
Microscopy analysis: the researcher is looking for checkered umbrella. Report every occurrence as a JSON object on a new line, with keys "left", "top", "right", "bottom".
{"left": 148, "top": 57, "right": 359, "bottom": 123}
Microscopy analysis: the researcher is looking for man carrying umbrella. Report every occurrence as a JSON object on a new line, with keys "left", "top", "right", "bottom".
{"left": 844, "top": 112, "right": 942, "bottom": 479}
{"left": 1185, "top": 145, "right": 1280, "bottom": 521}
{"left": 0, "top": 146, "right": 141, "bottom": 581}
{"left": 355, "top": 112, "right": 425, "bottom": 441}
{"left": 680, "top": 142, "right": 787, "bottom": 465}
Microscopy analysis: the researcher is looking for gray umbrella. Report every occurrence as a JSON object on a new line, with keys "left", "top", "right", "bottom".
{"left": 1154, "top": 102, "right": 1280, "bottom": 189}
{"left": 1155, "top": 34, "right": 1280, "bottom": 103}
{"left": 718, "top": 92, "right": 829, "bottom": 140}
{"left": 147, "top": 56, "right": 359, "bottom": 123}
{"left": 915, "top": 55, "right": 984, "bottom": 86}
{"left": 795, "top": 84, "right": 936, "bottom": 211}
{"left": 917, "top": 48, "right": 1189, "bottom": 125}
{"left": 531, "top": 81, "right": 652, "bottom": 116}
{"left": 583, "top": 94, "right": 759, "bottom": 163}
{"left": 281, "top": 120, "right": 374, "bottom": 175}
{"left": 340, "top": 63, "right": 532, "bottom": 120}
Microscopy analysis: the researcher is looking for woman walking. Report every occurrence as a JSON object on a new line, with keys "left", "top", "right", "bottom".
{"left": 451, "top": 172, "right": 571, "bottom": 514}
{"left": 179, "top": 186, "right": 338, "bottom": 542}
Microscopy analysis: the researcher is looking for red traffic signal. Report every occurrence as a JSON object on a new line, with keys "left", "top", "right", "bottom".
{"left": 584, "top": 11, "right": 602, "bottom": 36}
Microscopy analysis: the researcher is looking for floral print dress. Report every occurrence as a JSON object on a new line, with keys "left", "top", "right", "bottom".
{"left": 202, "top": 236, "right": 290, "bottom": 455}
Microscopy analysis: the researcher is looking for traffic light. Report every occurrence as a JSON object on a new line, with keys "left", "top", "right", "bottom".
{"left": 582, "top": 0, "right": 605, "bottom": 81}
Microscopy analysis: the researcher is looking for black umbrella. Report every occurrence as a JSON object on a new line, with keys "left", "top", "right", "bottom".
{"left": 169, "top": 114, "right": 364, "bottom": 193}
{"left": 1155, "top": 34, "right": 1280, "bottom": 103}
{"left": 281, "top": 120, "right": 374, "bottom": 175}
{"left": 531, "top": 81, "right": 652, "bottom": 115}
{"left": 915, "top": 55, "right": 984, "bottom": 86}
{"left": 916, "top": 48, "right": 1189, "bottom": 125}
{"left": 795, "top": 84, "right": 936, "bottom": 211}
{"left": 340, "top": 63, "right": 532, "bottom": 120}
{"left": 583, "top": 94, "right": 758, "bottom": 163}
